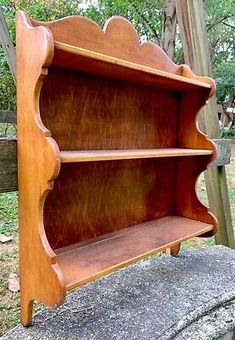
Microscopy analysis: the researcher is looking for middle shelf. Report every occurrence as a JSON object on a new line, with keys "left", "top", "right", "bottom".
{"left": 60, "top": 148, "right": 213, "bottom": 163}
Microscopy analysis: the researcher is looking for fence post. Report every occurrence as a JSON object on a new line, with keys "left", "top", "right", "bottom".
{"left": 0, "top": 8, "right": 16, "bottom": 82}
{"left": 176, "top": 0, "right": 235, "bottom": 248}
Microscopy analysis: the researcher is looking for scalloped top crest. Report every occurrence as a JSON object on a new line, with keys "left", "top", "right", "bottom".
{"left": 29, "top": 14, "right": 179, "bottom": 73}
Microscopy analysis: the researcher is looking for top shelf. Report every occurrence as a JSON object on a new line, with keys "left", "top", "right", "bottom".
{"left": 52, "top": 41, "right": 212, "bottom": 92}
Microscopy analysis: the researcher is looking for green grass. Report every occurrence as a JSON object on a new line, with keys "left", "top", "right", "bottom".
{"left": 0, "top": 192, "right": 19, "bottom": 336}
{"left": 0, "top": 192, "right": 18, "bottom": 236}
{"left": 0, "top": 123, "right": 16, "bottom": 138}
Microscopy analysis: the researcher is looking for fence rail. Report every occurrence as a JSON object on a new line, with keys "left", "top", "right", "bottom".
{"left": 0, "top": 138, "right": 17, "bottom": 192}
{"left": 0, "top": 110, "right": 16, "bottom": 124}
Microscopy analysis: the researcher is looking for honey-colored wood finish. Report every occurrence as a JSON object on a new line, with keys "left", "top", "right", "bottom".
{"left": 55, "top": 216, "right": 213, "bottom": 289}
{"left": 17, "top": 11, "right": 218, "bottom": 326}
{"left": 51, "top": 41, "right": 212, "bottom": 92}
{"left": 60, "top": 149, "right": 213, "bottom": 163}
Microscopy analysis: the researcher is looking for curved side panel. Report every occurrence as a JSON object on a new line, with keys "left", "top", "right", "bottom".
{"left": 174, "top": 156, "right": 218, "bottom": 237}
{"left": 175, "top": 156, "right": 218, "bottom": 237}
{"left": 180, "top": 65, "right": 216, "bottom": 98}
{"left": 175, "top": 88, "right": 218, "bottom": 236}
{"left": 17, "top": 11, "right": 65, "bottom": 324}
{"left": 178, "top": 90, "right": 217, "bottom": 161}
{"left": 31, "top": 15, "right": 179, "bottom": 73}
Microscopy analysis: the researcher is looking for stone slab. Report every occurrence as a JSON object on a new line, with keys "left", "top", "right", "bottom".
{"left": 1, "top": 245, "right": 235, "bottom": 339}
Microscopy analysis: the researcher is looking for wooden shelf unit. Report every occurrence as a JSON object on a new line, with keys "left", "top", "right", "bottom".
{"left": 17, "top": 11, "right": 218, "bottom": 326}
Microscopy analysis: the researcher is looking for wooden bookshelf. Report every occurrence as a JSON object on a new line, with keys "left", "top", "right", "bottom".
{"left": 17, "top": 11, "right": 218, "bottom": 326}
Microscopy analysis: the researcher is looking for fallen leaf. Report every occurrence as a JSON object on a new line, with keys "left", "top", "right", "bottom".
{"left": 8, "top": 273, "right": 20, "bottom": 292}
{"left": 0, "top": 234, "right": 13, "bottom": 243}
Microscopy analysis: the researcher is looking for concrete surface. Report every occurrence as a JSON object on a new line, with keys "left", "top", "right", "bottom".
{"left": 1, "top": 245, "right": 235, "bottom": 339}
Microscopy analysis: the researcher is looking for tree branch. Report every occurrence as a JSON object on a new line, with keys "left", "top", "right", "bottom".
{"left": 206, "top": 15, "right": 231, "bottom": 31}
{"left": 130, "top": 3, "right": 160, "bottom": 42}
{"left": 221, "top": 20, "right": 235, "bottom": 30}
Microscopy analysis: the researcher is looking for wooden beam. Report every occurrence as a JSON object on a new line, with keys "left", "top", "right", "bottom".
{"left": 210, "top": 139, "right": 231, "bottom": 167}
{"left": 0, "top": 9, "right": 16, "bottom": 82}
{"left": 0, "top": 138, "right": 17, "bottom": 192}
{"left": 176, "top": 0, "right": 235, "bottom": 248}
{"left": 0, "top": 110, "right": 16, "bottom": 124}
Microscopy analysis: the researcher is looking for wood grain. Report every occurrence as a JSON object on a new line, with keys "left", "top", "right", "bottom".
{"left": 52, "top": 41, "right": 211, "bottom": 92}
{"left": 55, "top": 216, "right": 214, "bottom": 289}
{"left": 31, "top": 15, "right": 179, "bottom": 73}
{"left": 17, "top": 11, "right": 65, "bottom": 326}
{"left": 0, "top": 138, "right": 17, "bottom": 192}
{"left": 40, "top": 68, "right": 178, "bottom": 150}
{"left": 17, "top": 10, "right": 218, "bottom": 326}
{"left": 44, "top": 159, "right": 176, "bottom": 249}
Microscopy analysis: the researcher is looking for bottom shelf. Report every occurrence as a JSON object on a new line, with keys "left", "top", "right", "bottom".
{"left": 55, "top": 216, "right": 214, "bottom": 290}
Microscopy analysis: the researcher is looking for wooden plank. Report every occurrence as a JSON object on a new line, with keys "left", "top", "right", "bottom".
{"left": 0, "top": 138, "right": 17, "bottom": 192}
{"left": 176, "top": 0, "right": 235, "bottom": 248}
{"left": 0, "top": 9, "right": 16, "bottom": 82}
{"left": 210, "top": 139, "right": 231, "bottom": 167}
{"left": 53, "top": 41, "right": 212, "bottom": 92}
{"left": 0, "top": 110, "right": 16, "bottom": 124}
{"left": 0, "top": 140, "right": 228, "bottom": 192}
{"left": 55, "top": 215, "right": 214, "bottom": 290}
{"left": 60, "top": 148, "right": 213, "bottom": 163}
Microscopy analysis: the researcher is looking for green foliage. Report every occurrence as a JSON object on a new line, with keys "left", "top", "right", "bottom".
{"left": 0, "top": 192, "right": 18, "bottom": 235}
{"left": 214, "top": 62, "right": 235, "bottom": 104}
{"left": 0, "top": 49, "right": 16, "bottom": 111}
{"left": 85, "top": 0, "right": 165, "bottom": 41}
{"left": 0, "top": 0, "right": 85, "bottom": 111}
{"left": 222, "top": 128, "right": 235, "bottom": 138}
{"left": 205, "top": 0, "right": 235, "bottom": 106}
{"left": 205, "top": 0, "right": 235, "bottom": 67}
{"left": 0, "top": 0, "right": 165, "bottom": 112}
{"left": 0, "top": 0, "right": 234, "bottom": 110}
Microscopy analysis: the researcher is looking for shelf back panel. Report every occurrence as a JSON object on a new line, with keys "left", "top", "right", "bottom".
{"left": 31, "top": 15, "right": 179, "bottom": 74}
{"left": 44, "top": 158, "right": 175, "bottom": 249}
{"left": 40, "top": 67, "right": 179, "bottom": 150}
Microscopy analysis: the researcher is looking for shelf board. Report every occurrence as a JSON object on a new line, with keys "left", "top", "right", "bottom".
{"left": 60, "top": 148, "right": 213, "bottom": 163}
{"left": 55, "top": 216, "right": 214, "bottom": 290}
{"left": 53, "top": 41, "right": 212, "bottom": 92}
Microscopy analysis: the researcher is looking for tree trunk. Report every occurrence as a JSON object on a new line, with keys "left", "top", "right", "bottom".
{"left": 160, "top": 0, "right": 177, "bottom": 59}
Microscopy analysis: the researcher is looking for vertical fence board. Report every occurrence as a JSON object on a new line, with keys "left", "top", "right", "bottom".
{"left": 0, "top": 139, "right": 17, "bottom": 192}
{"left": 176, "top": 0, "right": 235, "bottom": 248}
{"left": 0, "top": 110, "right": 16, "bottom": 124}
{"left": 0, "top": 8, "right": 16, "bottom": 82}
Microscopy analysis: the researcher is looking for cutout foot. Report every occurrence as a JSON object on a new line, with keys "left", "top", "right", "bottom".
{"left": 20, "top": 298, "right": 33, "bottom": 326}
{"left": 170, "top": 244, "right": 181, "bottom": 256}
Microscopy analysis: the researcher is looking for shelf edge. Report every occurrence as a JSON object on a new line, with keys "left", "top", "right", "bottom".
{"left": 60, "top": 149, "right": 213, "bottom": 163}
